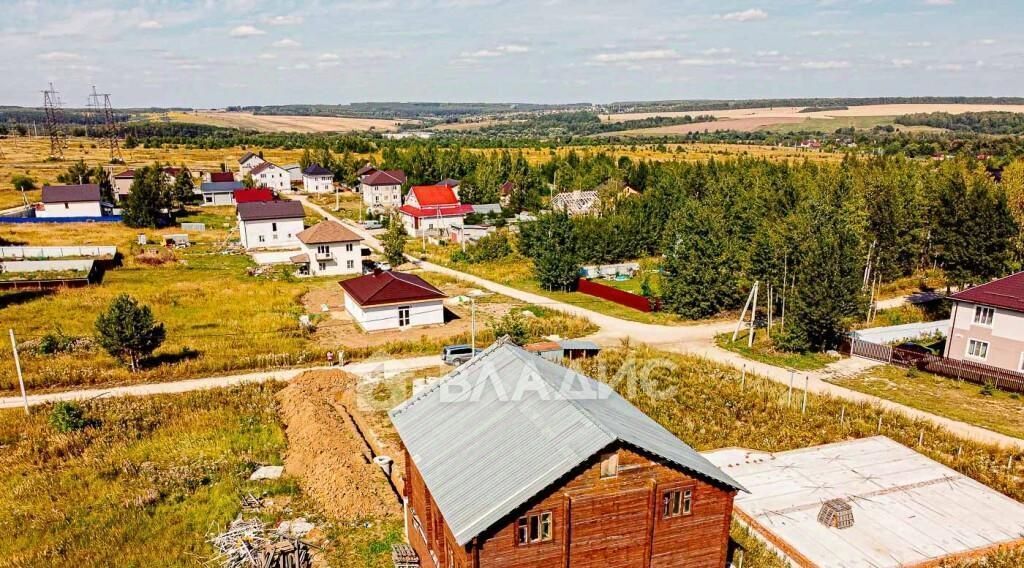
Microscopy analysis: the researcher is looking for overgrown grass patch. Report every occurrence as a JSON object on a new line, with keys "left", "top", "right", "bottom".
{"left": 716, "top": 332, "right": 835, "bottom": 371}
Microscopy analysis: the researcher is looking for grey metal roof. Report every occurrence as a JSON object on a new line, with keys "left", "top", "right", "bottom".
{"left": 471, "top": 203, "right": 502, "bottom": 215}
{"left": 389, "top": 339, "right": 744, "bottom": 546}
{"left": 200, "top": 181, "right": 244, "bottom": 193}
{"left": 558, "top": 339, "right": 601, "bottom": 351}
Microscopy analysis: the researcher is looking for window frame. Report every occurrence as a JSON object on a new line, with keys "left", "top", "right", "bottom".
{"left": 398, "top": 306, "right": 411, "bottom": 327}
{"left": 973, "top": 305, "right": 995, "bottom": 327}
{"left": 515, "top": 511, "right": 553, "bottom": 546}
{"left": 966, "top": 338, "right": 990, "bottom": 360}
{"left": 661, "top": 484, "right": 695, "bottom": 520}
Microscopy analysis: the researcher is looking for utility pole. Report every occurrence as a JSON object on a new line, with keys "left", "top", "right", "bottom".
{"left": 42, "top": 82, "right": 68, "bottom": 159}
{"left": 9, "top": 329, "right": 29, "bottom": 415}
{"left": 471, "top": 299, "right": 476, "bottom": 353}
{"left": 748, "top": 281, "right": 760, "bottom": 348}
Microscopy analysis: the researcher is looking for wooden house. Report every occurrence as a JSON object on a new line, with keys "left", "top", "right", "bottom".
{"left": 390, "top": 338, "right": 744, "bottom": 568}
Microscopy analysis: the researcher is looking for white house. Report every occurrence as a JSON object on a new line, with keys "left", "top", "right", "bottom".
{"left": 339, "top": 270, "right": 448, "bottom": 331}
{"left": 239, "top": 152, "right": 266, "bottom": 177}
{"left": 237, "top": 200, "right": 305, "bottom": 249}
{"left": 290, "top": 221, "right": 363, "bottom": 277}
{"left": 36, "top": 184, "right": 104, "bottom": 218}
{"left": 249, "top": 161, "right": 291, "bottom": 192}
{"left": 302, "top": 163, "right": 334, "bottom": 194}
{"left": 398, "top": 185, "right": 474, "bottom": 237}
{"left": 360, "top": 169, "right": 407, "bottom": 209}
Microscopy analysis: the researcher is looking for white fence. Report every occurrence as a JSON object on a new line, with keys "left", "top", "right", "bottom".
{"left": 0, "top": 245, "right": 117, "bottom": 259}
{"left": 1, "top": 259, "right": 95, "bottom": 273}
{"left": 851, "top": 319, "right": 950, "bottom": 344}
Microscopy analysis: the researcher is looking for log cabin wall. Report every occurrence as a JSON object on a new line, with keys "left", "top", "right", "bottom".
{"left": 406, "top": 450, "right": 471, "bottom": 568}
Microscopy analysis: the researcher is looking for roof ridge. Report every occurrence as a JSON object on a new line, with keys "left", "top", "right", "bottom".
{"left": 952, "top": 270, "right": 1024, "bottom": 296}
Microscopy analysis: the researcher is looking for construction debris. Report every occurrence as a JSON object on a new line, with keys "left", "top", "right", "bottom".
{"left": 276, "top": 518, "right": 315, "bottom": 538}
{"left": 249, "top": 465, "right": 284, "bottom": 481}
{"left": 209, "top": 517, "right": 312, "bottom": 568}
{"left": 391, "top": 543, "right": 420, "bottom": 568}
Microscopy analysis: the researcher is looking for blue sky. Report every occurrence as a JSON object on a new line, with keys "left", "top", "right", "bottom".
{"left": 1, "top": 0, "right": 1021, "bottom": 107}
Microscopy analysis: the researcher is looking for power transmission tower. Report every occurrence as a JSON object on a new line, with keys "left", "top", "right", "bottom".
{"left": 89, "top": 86, "right": 123, "bottom": 163}
{"left": 42, "top": 82, "right": 68, "bottom": 159}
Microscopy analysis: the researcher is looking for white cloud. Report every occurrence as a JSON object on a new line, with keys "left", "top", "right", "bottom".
{"left": 700, "top": 47, "right": 733, "bottom": 55}
{"left": 459, "top": 44, "right": 531, "bottom": 59}
{"left": 976, "top": 38, "right": 997, "bottom": 45}
{"left": 318, "top": 53, "right": 340, "bottom": 61}
{"left": 37, "top": 51, "right": 82, "bottom": 61}
{"left": 924, "top": 0, "right": 954, "bottom": 5}
{"left": 679, "top": 57, "right": 737, "bottom": 66}
{"left": 229, "top": 25, "right": 265, "bottom": 37}
{"left": 138, "top": 20, "right": 163, "bottom": 30}
{"left": 906, "top": 41, "right": 933, "bottom": 47}
{"left": 592, "top": 49, "right": 678, "bottom": 63}
{"left": 927, "top": 63, "right": 963, "bottom": 71}
{"left": 258, "top": 53, "right": 276, "bottom": 60}
{"left": 800, "top": 60, "right": 850, "bottom": 69}
{"left": 890, "top": 58, "right": 914, "bottom": 68}
{"left": 756, "top": 50, "right": 780, "bottom": 57}
{"left": 272, "top": 38, "right": 301, "bottom": 48}
{"left": 263, "top": 14, "right": 303, "bottom": 25}
{"left": 497, "top": 44, "right": 530, "bottom": 54}
{"left": 719, "top": 9, "right": 768, "bottom": 22}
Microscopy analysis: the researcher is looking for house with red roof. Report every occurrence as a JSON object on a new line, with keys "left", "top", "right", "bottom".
{"left": 360, "top": 169, "right": 407, "bottom": 209}
{"left": 944, "top": 272, "right": 1024, "bottom": 372}
{"left": 232, "top": 188, "right": 275, "bottom": 204}
{"left": 208, "top": 171, "right": 236, "bottom": 183}
{"left": 340, "top": 270, "right": 447, "bottom": 331}
{"left": 399, "top": 185, "right": 474, "bottom": 238}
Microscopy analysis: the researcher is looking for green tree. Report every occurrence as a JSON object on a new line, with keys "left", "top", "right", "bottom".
{"left": 11, "top": 174, "right": 35, "bottom": 192}
{"left": 492, "top": 309, "right": 530, "bottom": 345}
{"left": 57, "top": 159, "right": 91, "bottom": 185}
{"left": 94, "top": 294, "right": 166, "bottom": 372}
{"left": 661, "top": 202, "right": 741, "bottom": 318}
{"left": 122, "top": 165, "right": 167, "bottom": 228}
{"left": 242, "top": 172, "right": 255, "bottom": 189}
{"left": 172, "top": 169, "right": 195, "bottom": 208}
{"left": 381, "top": 216, "right": 408, "bottom": 267}
{"left": 49, "top": 402, "right": 87, "bottom": 433}
{"left": 531, "top": 212, "right": 580, "bottom": 291}
{"left": 93, "top": 167, "right": 114, "bottom": 203}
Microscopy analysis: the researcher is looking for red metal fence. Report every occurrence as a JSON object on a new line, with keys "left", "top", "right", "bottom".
{"left": 576, "top": 278, "right": 657, "bottom": 313}
{"left": 847, "top": 337, "right": 1024, "bottom": 394}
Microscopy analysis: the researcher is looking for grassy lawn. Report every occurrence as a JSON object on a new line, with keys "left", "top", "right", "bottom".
{"left": 827, "top": 365, "right": 1024, "bottom": 440}
{"left": 307, "top": 192, "right": 365, "bottom": 222}
{"left": 876, "top": 269, "right": 945, "bottom": 300}
{"left": 716, "top": 331, "right": 835, "bottom": 371}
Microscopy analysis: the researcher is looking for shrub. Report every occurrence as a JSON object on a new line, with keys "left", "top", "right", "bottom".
{"left": 449, "top": 232, "right": 512, "bottom": 264}
{"left": 49, "top": 402, "right": 87, "bottom": 433}
{"left": 492, "top": 310, "right": 530, "bottom": 345}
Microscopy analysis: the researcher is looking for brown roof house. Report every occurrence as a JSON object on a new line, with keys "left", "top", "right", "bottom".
{"left": 360, "top": 169, "right": 407, "bottom": 210}
{"left": 944, "top": 271, "right": 1024, "bottom": 372}
{"left": 37, "top": 184, "right": 104, "bottom": 219}
{"left": 291, "top": 221, "right": 363, "bottom": 277}
{"left": 339, "top": 270, "right": 446, "bottom": 331}
{"left": 236, "top": 200, "right": 305, "bottom": 250}
{"left": 391, "top": 338, "right": 744, "bottom": 568}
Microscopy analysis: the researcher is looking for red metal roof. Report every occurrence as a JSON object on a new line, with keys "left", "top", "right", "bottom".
{"left": 339, "top": 270, "right": 447, "bottom": 307}
{"left": 233, "top": 188, "right": 275, "bottom": 203}
{"left": 409, "top": 185, "right": 459, "bottom": 207}
{"left": 398, "top": 204, "right": 475, "bottom": 219}
{"left": 949, "top": 272, "right": 1024, "bottom": 313}
{"left": 249, "top": 161, "right": 279, "bottom": 175}
{"left": 114, "top": 169, "right": 135, "bottom": 179}
{"left": 362, "top": 169, "right": 407, "bottom": 186}
{"left": 210, "top": 171, "right": 235, "bottom": 183}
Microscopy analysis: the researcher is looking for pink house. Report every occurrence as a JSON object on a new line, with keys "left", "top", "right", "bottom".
{"left": 944, "top": 272, "right": 1024, "bottom": 372}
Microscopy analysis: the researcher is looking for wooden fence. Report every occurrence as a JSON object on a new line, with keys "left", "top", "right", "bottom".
{"left": 576, "top": 278, "right": 658, "bottom": 313}
{"left": 847, "top": 337, "right": 1024, "bottom": 394}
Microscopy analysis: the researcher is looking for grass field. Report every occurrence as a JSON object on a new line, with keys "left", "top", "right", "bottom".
{"left": 716, "top": 331, "right": 835, "bottom": 371}
{"left": 155, "top": 111, "right": 410, "bottom": 133}
{"left": 828, "top": 365, "right": 1024, "bottom": 440}
{"left": 603, "top": 103, "right": 1024, "bottom": 123}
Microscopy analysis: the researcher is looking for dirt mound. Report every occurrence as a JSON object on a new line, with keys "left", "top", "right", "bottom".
{"left": 276, "top": 370, "right": 401, "bottom": 520}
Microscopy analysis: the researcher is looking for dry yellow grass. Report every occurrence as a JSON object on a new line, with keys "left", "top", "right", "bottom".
{"left": 159, "top": 111, "right": 410, "bottom": 133}
{"left": 603, "top": 103, "right": 1024, "bottom": 123}
{"left": 491, "top": 143, "right": 841, "bottom": 165}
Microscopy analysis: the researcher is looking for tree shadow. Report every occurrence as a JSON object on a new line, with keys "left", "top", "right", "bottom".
{"left": 0, "top": 289, "right": 55, "bottom": 309}
{"left": 142, "top": 346, "right": 201, "bottom": 369}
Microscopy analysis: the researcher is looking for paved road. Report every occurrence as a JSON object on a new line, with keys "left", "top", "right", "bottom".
{"left": 0, "top": 356, "right": 443, "bottom": 410}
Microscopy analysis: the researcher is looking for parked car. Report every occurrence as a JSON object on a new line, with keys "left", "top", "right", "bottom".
{"left": 442, "top": 344, "right": 479, "bottom": 365}
{"left": 377, "top": 261, "right": 392, "bottom": 271}
{"left": 362, "top": 220, "right": 383, "bottom": 230}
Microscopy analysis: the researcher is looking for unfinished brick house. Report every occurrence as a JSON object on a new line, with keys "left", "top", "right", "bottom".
{"left": 389, "top": 338, "right": 744, "bottom": 568}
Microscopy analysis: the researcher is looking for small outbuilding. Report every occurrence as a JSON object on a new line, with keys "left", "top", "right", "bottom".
{"left": 339, "top": 270, "right": 447, "bottom": 331}
{"left": 201, "top": 181, "right": 245, "bottom": 206}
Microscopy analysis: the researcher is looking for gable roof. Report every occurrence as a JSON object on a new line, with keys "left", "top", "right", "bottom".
{"left": 390, "top": 339, "right": 744, "bottom": 546}
{"left": 209, "top": 171, "right": 236, "bottom": 183}
{"left": 437, "top": 178, "right": 461, "bottom": 187}
{"left": 233, "top": 188, "right": 275, "bottom": 203}
{"left": 236, "top": 200, "right": 305, "bottom": 221}
{"left": 297, "top": 221, "right": 361, "bottom": 244}
{"left": 302, "top": 163, "right": 332, "bottom": 177}
{"left": 356, "top": 164, "right": 378, "bottom": 176}
{"left": 339, "top": 270, "right": 446, "bottom": 307}
{"left": 950, "top": 271, "right": 1024, "bottom": 313}
{"left": 409, "top": 185, "right": 459, "bottom": 207}
{"left": 200, "top": 181, "right": 245, "bottom": 193}
{"left": 114, "top": 169, "right": 135, "bottom": 179}
{"left": 239, "top": 151, "right": 264, "bottom": 164}
{"left": 249, "top": 161, "right": 281, "bottom": 175}
{"left": 399, "top": 203, "right": 475, "bottom": 219}
{"left": 362, "top": 169, "right": 407, "bottom": 186}
{"left": 41, "top": 184, "right": 101, "bottom": 203}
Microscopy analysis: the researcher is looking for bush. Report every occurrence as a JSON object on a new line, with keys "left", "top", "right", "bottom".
{"left": 450, "top": 232, "right": 512, "bottom": 264}
{"left": 492, "top": 310, "right": 530, "bottom": 345}
{"left": 49, "top": 402, "right": 87, "bottom": 433}
{"left": 37, "top": 326, "right": 76, "bottom": 355}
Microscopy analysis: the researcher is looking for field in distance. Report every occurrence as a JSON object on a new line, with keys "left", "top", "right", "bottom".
{"left": 154, "top": 110, "right": 411, "bottom": 133}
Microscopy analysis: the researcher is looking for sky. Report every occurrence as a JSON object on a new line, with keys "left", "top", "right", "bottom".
{"left": 1, "top": 0, "right": 1021, "bottom": 108}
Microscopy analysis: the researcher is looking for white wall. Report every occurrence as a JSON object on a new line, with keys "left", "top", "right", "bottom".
{"left": 36, "top": 201, "right": 103, "bottom": 218}
{"left": 401, "top": 213, "right": 465, "bottom": 237}
{"left": 239, "top": 217, "right": 304, "bottom": 249}
{"left": 303, "top": 174, "right": 333, "bottom": 194}
{"left": 300, "top": 239, "right": 363, "bottom": 276}
{"left": 113, "top": 178, "right": 133, "bottom": 201}
{"left": 202, "top": 192, "right": 235, "bottom": 206}
{"left": 946, "top": 300, "right": 1024, "bottom": 371}
{"left": 239, "top": 156, "right": 265, "bottom": 177}
{"left": 255, "top": 166, "right": 291, "bottom": 192}
{"left": 344, "top": 295, "right": 445, "bottom": 331}
{"left": 361, "top": 183, "right": 403, "bottom": 207}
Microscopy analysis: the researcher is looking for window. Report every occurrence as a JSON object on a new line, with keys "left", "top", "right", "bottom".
{"left": 974, "top": 305, "right": 995, "bottom": 326}
{"left": 398, "top": 306, "right": 410, "bottom": 327}
{"left": 346, "top": 243, "right": 354, "bottom": 252}
{"left": 271, "top": 222, "right": 278, "bottom": 232}
{"left": 516, "top": 512, "right": 553, "bottom": 545}
{"left": 317, "top": 245, "right": 330, "bottom": 255}
{"left": 600, "top": 452, "right": 618, "bottom": 478}
{"left": 967, "top": 339, "right": 989, "bottom": 360}
{"left": 663, "top": 488, "right": 693, "bottom": 518}
{"left": 258, "top": 235, "right": 265, "bottom": 243}
{"left": 318, "top": 262, "right": 327, "bottom": 272}
{"left": 347, "top": 260, "right": 354, "bottom": 269}
{"left": 64, "top": 203, "right": 69, "bottom": 209}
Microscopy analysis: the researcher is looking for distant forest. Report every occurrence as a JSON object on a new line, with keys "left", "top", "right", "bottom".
{"left": 475, "top": 112, "right": 717, "bottom": 138}
{"left": 895, "top": 111, "right": 1024, "bottom": 135}
{"left": 600, "top": 97, "right": 1024, "bottom": 114}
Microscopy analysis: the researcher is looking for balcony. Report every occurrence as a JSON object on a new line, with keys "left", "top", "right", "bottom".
{"left": 315, "top": 251, "right": 334, "bottom": 261}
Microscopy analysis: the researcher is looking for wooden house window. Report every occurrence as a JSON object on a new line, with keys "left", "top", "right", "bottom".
{"left": 516, "top": 512, "right": 553, "bottom": 545}
{"left": 600, "top": 452, "right": 619, "bottom": 478}
{"left": 663, "top": 488, "right": 693, "bottom": 519}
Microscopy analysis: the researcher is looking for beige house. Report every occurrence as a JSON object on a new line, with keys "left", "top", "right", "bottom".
{"left": 944, "top": 272, "right": 1024, "bottom": 372}
{"left": 291, "top": 221, "right": 363, "bottom": 277}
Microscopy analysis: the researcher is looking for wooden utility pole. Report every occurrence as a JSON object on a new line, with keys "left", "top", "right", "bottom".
{"left": 733, "top": 281, "right": 758, "bottom": 342}
{"left": 9, "top": 329, "right": 28, "bottom": 415}
{"left": 471, "top": 299, "right": 476, "bottom": 353}
{"left": 748, "top": 281, "right": 760, "bottom": 348}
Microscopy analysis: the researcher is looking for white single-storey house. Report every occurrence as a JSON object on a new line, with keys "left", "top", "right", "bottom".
{"left": 36, "top": 184, "right": 104, "bottom": 218}
{"left": 398, "top": 185, "right": 474, "bottom": 237}
{"left": 237, "top": 200, "right": 305, "bottom": 249}
{"left": 239, "top": 152, "right": 266, "bottom": 177}
{"left": 290, "top": 221, "right": 363, "bottom": 277}
{"left": 249, "top": 161, "right": 291, "bottom": 192}
{"left": 302, "top": 163, "right": 334, "bottom": 194}
{"left": 201, "top": 181, "right": 245, "bottom": 206}
{"left": 360, "top": 169, "right": 406, "bottom": 209}
{"left": 340, "top": 270, "right": 448, "bottom": 331}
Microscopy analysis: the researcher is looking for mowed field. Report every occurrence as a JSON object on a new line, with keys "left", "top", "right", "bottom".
{"left": 502, "top": 142, "right": 842, "bottom": 165}
{"left": 602, "top": 103, "right": 1024, "bottom": 135}
{"left": 158, "top": 111, "right": 410, "bottom": 133}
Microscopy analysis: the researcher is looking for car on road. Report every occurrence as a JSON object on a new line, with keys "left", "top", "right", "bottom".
{"left": 442, "top": 344, "right": 479, "bottom": 365}
{"left": 362, "top": 220, "right": 383, "bottom": 230}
